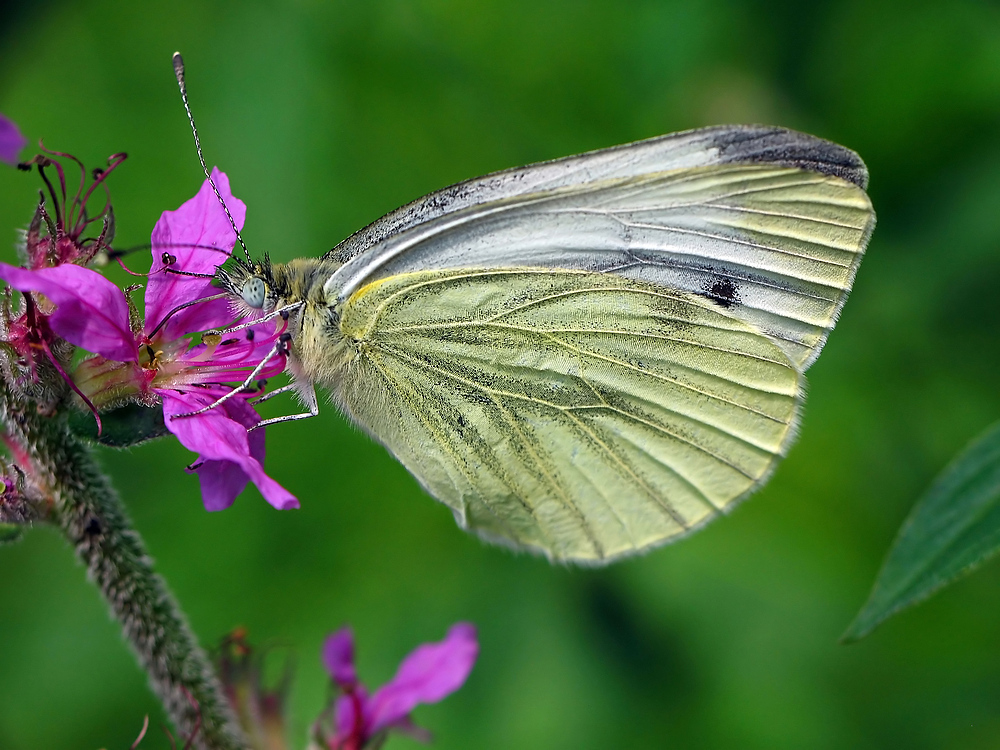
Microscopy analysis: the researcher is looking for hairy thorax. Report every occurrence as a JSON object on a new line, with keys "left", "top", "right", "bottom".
{"left": 266, "top": 258, "right": 351, "bottom": 388}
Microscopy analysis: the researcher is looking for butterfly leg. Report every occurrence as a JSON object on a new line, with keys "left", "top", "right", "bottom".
{"left": 206, "top": 301, "right": 304, "bottom": 336}
{"left": 252, "top": 383, "right": 298, "bottom": 404}
{"left": 248, "top": 380, "right": 319, "bottom": 431}
{"left": 172, "top": 333, "right": 291, "bottom": 419}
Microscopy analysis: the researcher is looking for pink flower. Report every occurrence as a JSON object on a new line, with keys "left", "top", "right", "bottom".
{"left": 0, "top": 170, "right": 296, "bottom": 511}
{"left": 317, "top": 624, "right": 479, "bottom": 750}
{"left": 0, "top": 115, "right": 26, "bottom": 165}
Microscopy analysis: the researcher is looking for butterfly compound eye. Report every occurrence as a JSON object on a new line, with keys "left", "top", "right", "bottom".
{"left": 241, "top": 277, "right": 267, "bottom": 309}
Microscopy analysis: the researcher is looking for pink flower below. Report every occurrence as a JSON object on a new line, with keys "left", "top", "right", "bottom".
{"left": 320, "top": 623, "right": 479, "bottom": 750}
{"left": 0, "top": 169, "right": 296, "bottom": 511}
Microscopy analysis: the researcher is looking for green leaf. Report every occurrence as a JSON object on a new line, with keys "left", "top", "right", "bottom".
{"left": 68, "top": 403, "right": 169, "bottom": 448}
{"left": 844, "top": 420, "right": 1000, "bottom": 642}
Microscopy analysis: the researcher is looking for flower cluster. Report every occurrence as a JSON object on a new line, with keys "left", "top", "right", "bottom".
{"left": 3, "top": 114, "right": 483, "bottom": 750}
{"left": 0, "top": 119, "right": 294, "bottom": 510}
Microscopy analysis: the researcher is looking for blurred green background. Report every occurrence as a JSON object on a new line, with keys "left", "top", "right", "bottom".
{"left": 2, "top": 0, "right": 1000, "bottom": 747}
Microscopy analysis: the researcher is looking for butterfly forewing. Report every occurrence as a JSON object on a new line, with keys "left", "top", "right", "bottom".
{"left": 328, "top": 164, "right": 873, "bottom": 371}
{"left": 331, "top": 269, "right": 802, "bottom": 563}
{"left": 328, "top": 124, "right": 868, "bottom": 264}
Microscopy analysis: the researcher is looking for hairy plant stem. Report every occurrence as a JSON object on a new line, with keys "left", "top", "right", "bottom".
{"left": 0, "top": 384, "right": 247, "bottom": 750}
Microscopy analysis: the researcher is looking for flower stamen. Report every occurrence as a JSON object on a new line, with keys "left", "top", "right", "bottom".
{"left": 114, "top": 246, "right": 230, "bottom": 279}
{"left": 76, "top": 152, "right": 126, "bottom": 227}
{"left": 171, "top": 333, "right": 290, "bottom": 420}
{"left": 37, "top": 163, "right": 63, "bottom": 229}
{"left": 37, "top": 142, "right": 83, "bottom": 202}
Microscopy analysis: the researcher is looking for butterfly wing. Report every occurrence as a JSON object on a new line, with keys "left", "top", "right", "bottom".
{"left": 327, "top": 128, "right": 874, "bottom": 370}
{"left": 330, "top": 268, "right": 802, "bottom": 563}
{"left": 314, "top": 126, "right": 873, "bottom": 562}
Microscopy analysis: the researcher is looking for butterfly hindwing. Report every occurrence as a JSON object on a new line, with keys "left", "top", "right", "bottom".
{"left": 330, "top": 268, "right": 802, "bottom": 563}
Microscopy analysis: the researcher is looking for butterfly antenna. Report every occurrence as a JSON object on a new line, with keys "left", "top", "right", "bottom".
{"left": 172, "top": 51, "right": 252, "bottom": 264}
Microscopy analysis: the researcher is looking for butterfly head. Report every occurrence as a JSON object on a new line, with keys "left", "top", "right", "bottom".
{"left": 218, "top": 254, "right": 288, "bottom": 316}
{"left": 218, "top": 254, "right": 338, "bottom": 318}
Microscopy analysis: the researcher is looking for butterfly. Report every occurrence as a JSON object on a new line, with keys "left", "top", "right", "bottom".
{"left": 203, "top": 123, "right": 874, "bottom": 565}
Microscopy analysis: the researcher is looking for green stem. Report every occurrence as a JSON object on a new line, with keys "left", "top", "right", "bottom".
{"left": 0, "top": 386, "right": 247, "bottom": 750}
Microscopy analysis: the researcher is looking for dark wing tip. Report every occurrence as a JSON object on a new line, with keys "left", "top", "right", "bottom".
{"left": 708, "top": 125, "right": 869, "bottom": 189}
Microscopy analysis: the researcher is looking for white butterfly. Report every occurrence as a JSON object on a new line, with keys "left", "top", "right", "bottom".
{"left": 206, "top": 124, "right": 873, "bottom": 564}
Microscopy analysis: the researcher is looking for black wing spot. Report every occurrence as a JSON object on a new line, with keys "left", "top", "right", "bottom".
{"left": 704, "top": 277, "right": 740, "bottom": 309}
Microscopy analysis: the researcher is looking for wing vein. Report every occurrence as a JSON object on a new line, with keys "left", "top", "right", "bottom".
{"left": 363, "top": 349, "right": 544, "bottom": 546}
{"left": 613, "top": 218, "right": 856, "bottom": 268}
{"left": 381, "top": 320, "right": 791, "bottom": 366}
{"left": 562, "top": 408, "right": 704, "bottom": 523}
{"left": 375, "top": 342, "right": 765, "bottom": 478}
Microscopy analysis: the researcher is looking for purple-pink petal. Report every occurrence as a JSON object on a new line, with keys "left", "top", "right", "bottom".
{"left": 332, "top": 686, "right": 369, "bottom": 746}
{"left": 366, "top": 623, "right": 479, "bottom": 735}
{"left": 323, "top": 628, "right": 359, "bottom": 690}
{"left": 0, "top": 262, "right": 136, "bottom": 362}
{"left": 145, "top": 168, "right": 246, "bottom": 340}
{"left": 0, "top": 114, "right": 27, "bottom": 166}
{"left": 190, "top": 458, "right": 251, "bottom": 512}
{"left": 161, "top": 389, "right": 298, "bottom": 511}
{"left": 333, "top": 694, "right": 358, "bottom": 744}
